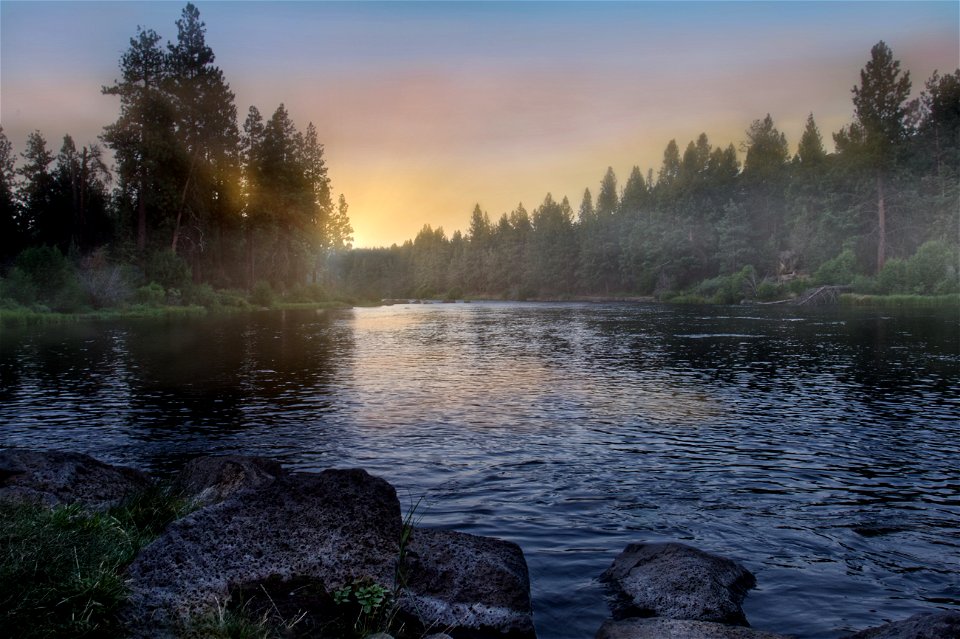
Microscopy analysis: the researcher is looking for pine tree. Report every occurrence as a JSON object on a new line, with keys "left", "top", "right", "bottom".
{"left": 18, "top": 131, "right": 56, "bottom": 246}
{"left": 596, "top": 167, "right": 618, "bottom": 217}
{"left": 620, "top": 167, "right": 647, "bottom": 216}
{"left": 102, "top": 26, "right": 173, "bottom": 252}
{"left": 797, "top": 113, "right": 826, "bottom": 166}
{"left": 847, "top": 40, "right": 912, "bottom": 272}
{"left": 743, "top": 114, "right": 789, "bottom": 179}
{"left": 166, "top": 2, "right": 240, "bottom": 275}
{"left": 0, "top": 127, "right": 23, "bottom": 260}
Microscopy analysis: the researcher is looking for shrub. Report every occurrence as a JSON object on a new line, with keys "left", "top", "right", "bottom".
{"left": 814, "top": 249, "right": 857, "bottom": 285}
{"left": 851, "top": 274, "right": 879, "bottom": 295}
{"left": 183, "top": 283, "right": 218, "bottom": 307}
{"left": 876, "top": 258, "right": 908, "bottom": 294}
{"left": 1, "top": 267, "right": 37, "bottom": 305}
{"left": 217, "top": 289, "right": 251, "bottom": 309}
{"left": 283, "top": 282, "right": 328, "bottom": 303}
{"left": 136, "top": 282, "right": 165, "bottom": 306}
{"left": 77, "top": 251, "right": 133, "bottom": 309}
{"left": 756, "top": 280, "right": 781, "bottom": 301}
{"left": 696, "top": 265, "right": 757, "bottom": 304}
{"left": 145, "top": 250, "right": 191, "bottom": 291}
{"left": 9, "top": 246, "right": 83, "bottom": 310}
{"left": 251, "top": 280, "right": 274, "bottom": 307}
{"left": 906, "top": 240, "right": 959, "bottom": 295}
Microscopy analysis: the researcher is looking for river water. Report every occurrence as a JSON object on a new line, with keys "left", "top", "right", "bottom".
{"left": 1, "top": 302, "right": 958, "bottom": 637}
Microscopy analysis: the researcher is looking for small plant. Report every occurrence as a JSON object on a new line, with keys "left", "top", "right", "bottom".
{"left": 331, "top": 578, "right": 393, "bottom": 636}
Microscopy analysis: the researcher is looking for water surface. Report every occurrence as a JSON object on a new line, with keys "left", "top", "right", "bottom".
{"left": 1, "top": 302, "right": 958, "bottom": 638}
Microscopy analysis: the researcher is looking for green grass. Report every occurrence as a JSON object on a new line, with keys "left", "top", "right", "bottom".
{"left": 273, "top": 301, "right": 353, "bottom": 311}
{"left": 839, "top": 293, "right": 960, "bottom": 308}
{"left": 0, "top": 304, "right": 209, "bottom": 326}
{"left": 0, "top": 486, "right": 192, "bottom": 639}
{"left": 663, "top": 293, "right": 710, "bottom": 305}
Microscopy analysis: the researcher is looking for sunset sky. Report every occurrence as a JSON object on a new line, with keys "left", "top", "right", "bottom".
{"left": 2, "top": 1, "right": 958, "bottom": 248}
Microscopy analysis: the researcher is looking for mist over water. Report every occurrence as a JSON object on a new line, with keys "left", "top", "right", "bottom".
{"left": 2, "top": 302, "right": 958, "bottom": 638}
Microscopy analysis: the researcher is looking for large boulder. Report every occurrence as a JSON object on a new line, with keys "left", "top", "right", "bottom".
{"left": 848, "top": 611, "right": 960, "bottom": 639}
{"left": 600, "top": 542, "right": 756, "bottom": 626}
{"left": 398, "top": 528, "right": 535, "bottom": 638}
{"left": 122, "top": 468, "right": 402, "bottom": 638}
{"left": 596, "top": 618, "right": 789, "bottom": 639}
{"left": 0, "top": 448, "right": 151, "bottom": 510}
{"left": 172, "top": 454, "right": 284, "bottom": 506}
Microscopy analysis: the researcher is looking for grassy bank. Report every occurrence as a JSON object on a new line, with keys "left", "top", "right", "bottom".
{"left": 0, "top": 298, "right": 363, "bottom": 327}
{"left": 839, "top": 293, "right": 960, "bottom": 308}
{"left": 0, "top": 488, "right": 191, "bottom": 639}
{"left": 0, "top": 304, "right": 210, "bottom": 326}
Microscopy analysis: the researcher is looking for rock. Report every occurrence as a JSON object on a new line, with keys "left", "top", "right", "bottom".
{"left": 0, "top": 448, "right": 151, "bottom": 510}
{"left": 600, "top": 542, "right": 756, "bottom": 626}
{"left": 848, "top": 611, "right": 960, "bottom": 638}
{"left": 398, "top": 528, "right": 535, "bottom": 638}
{"left": 122, "top": 468, "right": 402, "bottom": 638}
{"left": 596, "top": 618, "right": 790, "bottom": 639}
{"left": 173, "top": 454, "right": 283, "bottom": 506}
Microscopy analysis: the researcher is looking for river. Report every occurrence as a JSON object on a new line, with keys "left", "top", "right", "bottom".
{"left": 1, "top": 302, "right": 958, "bottom": 637}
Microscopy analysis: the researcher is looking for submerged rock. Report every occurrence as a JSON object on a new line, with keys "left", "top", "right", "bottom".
{"left": 399, "top": 528, "right": 535, "bottom": 637}
{"left": 0, "top": 448, "right": 151, "bottom": 510}
{"left": 600, "top": 542, "right": 756, "bottom": 626}
{"left": 173, "top": 454, "right": 284, "bottom": 506}
{"left": 595, "top": 618, "right": 789, "bottom": 639}
{"left": 122, "top": 468, "right": 402, "bottom": 638}
{"left": 848, "top": 611, "right": 960, "bottom": 638}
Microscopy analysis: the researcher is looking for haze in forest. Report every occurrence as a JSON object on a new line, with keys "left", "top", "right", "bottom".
{"left": 2, "top": 1, "right": 958, "bottom": 248}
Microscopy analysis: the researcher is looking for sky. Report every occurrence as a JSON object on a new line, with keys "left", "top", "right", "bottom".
{"left": 1, "top": 2, "right": 958, "bottom": 248}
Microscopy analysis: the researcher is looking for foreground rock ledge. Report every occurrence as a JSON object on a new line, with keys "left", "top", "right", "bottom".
{"left": 0, "top": 448, "right": 151, "bottom": 510}
{"left": 123, "top": 468, "right": 404, "bottom": 638}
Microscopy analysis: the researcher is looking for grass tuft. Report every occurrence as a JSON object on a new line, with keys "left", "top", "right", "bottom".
{"left": 0, "top": 486, "right": 192, "bottom": 638}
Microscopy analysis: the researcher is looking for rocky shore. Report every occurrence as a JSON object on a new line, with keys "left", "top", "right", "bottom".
{"left": 1, "top": 449, "right": 956, "bottom": 639}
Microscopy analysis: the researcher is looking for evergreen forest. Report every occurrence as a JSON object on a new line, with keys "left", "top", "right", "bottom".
{"left": 1, "top": 4, "right": 957, "bottom": 313}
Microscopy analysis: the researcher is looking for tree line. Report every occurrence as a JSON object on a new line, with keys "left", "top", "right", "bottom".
{"left": 0, "top": 3, "right": 352, "bottom": 311}
{"left": 332, "top": 42, "right": 959, "bottom": 302}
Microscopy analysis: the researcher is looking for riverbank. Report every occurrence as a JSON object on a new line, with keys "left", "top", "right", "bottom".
{"left": 4, "top": 292, "right": 957, "bottom": 328}
{"left": 0, "top": 299, "right": 356, "bottom": 326}
{"left": 2, "top": 449, "right": 957, "bottom": 639}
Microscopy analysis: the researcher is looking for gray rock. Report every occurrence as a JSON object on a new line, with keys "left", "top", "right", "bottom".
{"left": 173, "top": 454, "right": 283, "bottom": 506}
{"left": 122, "top": 468, "right": 401, "bottom": 638}
{"left": 0, "top": 448, "right": 151, "bottom": 510}
{"left": 398, "top": 528, "right": 535, "bottom": 638}
{"left": 596, "top": 618, "right": 790, "bottom": 639}
{"left": 848, "top": 611, "right": 960, "bottom": 638}
{"left": 600, "top": 542, "right": 756, "bottom": 626}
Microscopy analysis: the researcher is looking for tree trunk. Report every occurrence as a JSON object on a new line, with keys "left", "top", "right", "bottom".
{"left": 876, "top": 172, "right": 886, "bottom": 274}
{"left": 171, "top": 154, "right": 197, "bottom": 254}
{"left": 137, "top": 176, "right": 147, "bottom": 252}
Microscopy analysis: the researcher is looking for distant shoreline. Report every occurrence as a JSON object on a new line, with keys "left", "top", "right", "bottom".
{"left": 4, "top": 293, "right": 959, "bottom": 326}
